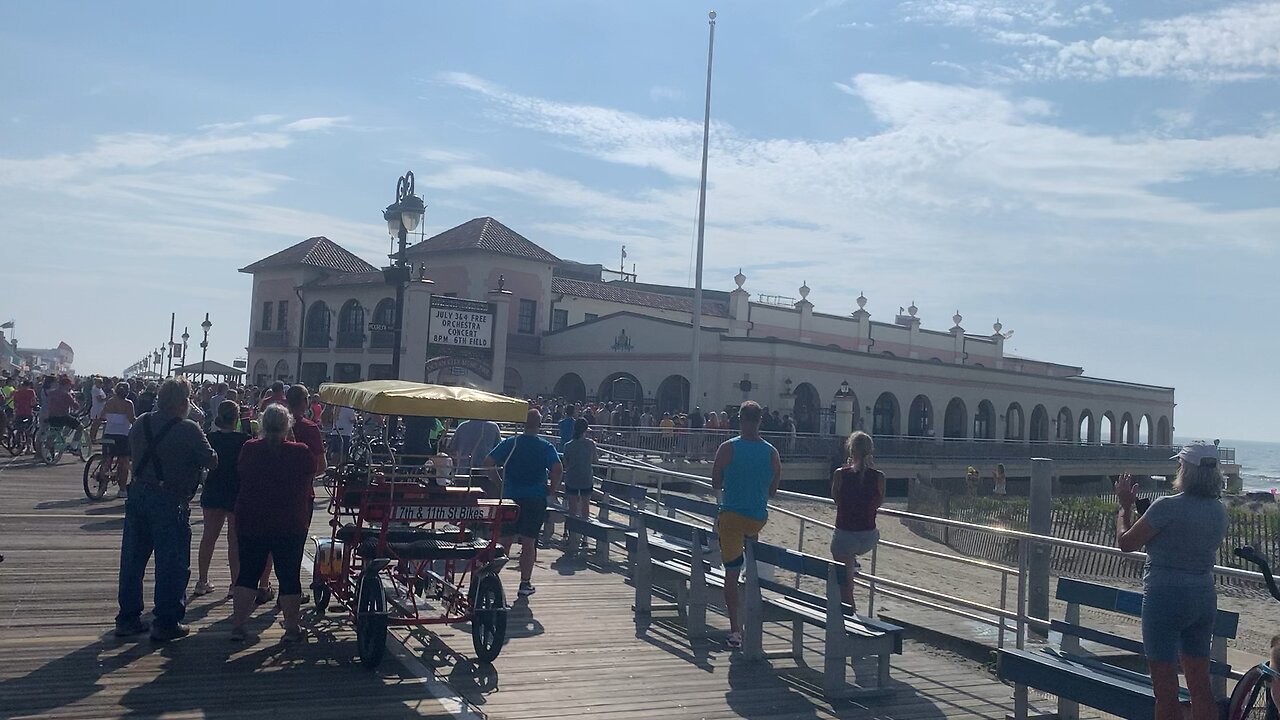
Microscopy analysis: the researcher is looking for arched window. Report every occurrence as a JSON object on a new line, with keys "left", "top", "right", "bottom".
{"left": 908, "top": 395, "right": 933, "bottom": 437}
{"left": 793, "top": 382, "right": 821, "bottom": 434}
{"left": 1005, "top": 403, "right": 1025, "bottom": 440}
{"left": 1056, "top": 407, "right": 1074, "bottom": 442}
{"left": 1157, "top": 416, "right": 1171, "bottom": 445}
{"left": 872, "top": 392, "right": 900, "bottom": 436}
{"left": 1101, "top": 412, "right": 1116, "bottom": 444}
{"left": 272, "top": 359, "right": 290, "bottom": 381}
{"left": 370, "top": 298, "right": 395, "bottom": 348}
{"left": 1078, "top": 410, "right": 1095, "bottom": 444}
{"left": 304, "top": 301, "right": 330, "bottom": 348}
{"left": 337, "top": 300, "right": 365, "bottom": 348}
{"left": 252, "top": 359, "right": 268, "bottom": 386}
{"left": 974, "top": 400, "right": 995, "bottom": 439}
{"left": 553, "top": 373, "right": 587, "bottom": 403}
{"left": 1030, "top": 405, "right": 1050, "bottom": 442}
{"left": 656, "top": 375, "right": 691, "bottom": 415}
{"left": 943, "top": 397, "right": 968, "bottom": 439}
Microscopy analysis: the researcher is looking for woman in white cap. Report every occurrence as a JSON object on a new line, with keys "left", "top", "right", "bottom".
{"left": 1115, "top": 441, "right": 1227, "bottom": 720}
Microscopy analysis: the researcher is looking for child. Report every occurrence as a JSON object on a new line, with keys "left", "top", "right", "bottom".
{"left": 830, "top": 431, "right": 885, "bottom": 613}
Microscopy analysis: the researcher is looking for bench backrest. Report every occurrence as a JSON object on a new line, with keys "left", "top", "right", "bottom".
{"left": 638, "top": 509, "right": 710, "bottom": 543}
{"left": 660, "top": 493, "right": 720, "bottom": 519}
{"left": 750, "top": 539, "right": 848, "bottom": 585}
{"left": 601, "top": 479, "right": 648, "bottom": 503}
{"left": 1056, "top": 578, "right": 1239, "bottom": 639}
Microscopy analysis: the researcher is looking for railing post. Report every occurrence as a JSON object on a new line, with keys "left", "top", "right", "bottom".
{"left": 1029, "top": 457, "right": 1053, "bottom": 638}
{"left": 794, "top": 519, "right": 806, "bottom": 589}
{"left": 998, "top": 571, "right": 1008, "bottom": 649}
{"left": 867, "top": 542, "right": 878, "bottom": 617}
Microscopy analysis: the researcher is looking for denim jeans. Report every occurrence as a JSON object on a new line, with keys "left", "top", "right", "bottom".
{"left": 115, "top": 483, "right": 192, "bottom": 628}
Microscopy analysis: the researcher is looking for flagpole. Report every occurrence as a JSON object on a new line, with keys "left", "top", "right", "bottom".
{"left": 689, "top": 10, "right": 716, "bottom": 416}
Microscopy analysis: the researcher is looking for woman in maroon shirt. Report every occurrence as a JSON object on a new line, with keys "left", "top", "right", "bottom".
{"left": 829, "top": 431, "right": 885, "bottom": 614}
{"left": 230, "top": 404, "right": 316, "bottom": 642}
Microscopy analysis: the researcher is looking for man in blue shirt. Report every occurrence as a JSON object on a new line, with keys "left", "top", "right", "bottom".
{"left": 557, "top": 404, "right": 578, "bottom": 450}
{"left": 485, "top": 409, "right": 562, "bottom": 597}
{"left": 711, "top": 400, "right": 781, "bottom": 649}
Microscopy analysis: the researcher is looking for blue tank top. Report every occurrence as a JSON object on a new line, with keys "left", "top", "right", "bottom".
{"left": 719, "top": 437, "right": 776, "bottom": 521}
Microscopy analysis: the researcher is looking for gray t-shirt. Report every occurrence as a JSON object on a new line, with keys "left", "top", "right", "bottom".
{"left": 1141, "top": 492, "right": 1227, "bottom": 588}
{"left": 129, "top": 411, "right": 216, "bottom": 499}
{"left": 449, "top": 420, "right": 501, "bottom": 467}
{"left": 562, "top": 437, "right": 596, "bottom": 490}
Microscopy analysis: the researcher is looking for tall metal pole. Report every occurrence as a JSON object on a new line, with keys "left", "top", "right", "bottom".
{"left": 166, "top": 313, "right": 175, "bottom": 377}
{"left": 390, "top": 224, "right": 408, "bottom": 380}
{"left": 689, "top": 10, "right": 716, "bottom": 413}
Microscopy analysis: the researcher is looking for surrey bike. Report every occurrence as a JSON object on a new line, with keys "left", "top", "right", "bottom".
{"left": 311, "top": 380, "right": 526, "bottom": 669}
{"left": 1226, "top": 546, "right": 1280, "bottom": 720}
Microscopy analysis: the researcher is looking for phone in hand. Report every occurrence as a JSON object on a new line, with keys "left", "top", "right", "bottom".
{"left": 1135, "top": 497, "right": 1151, "bottom": 517}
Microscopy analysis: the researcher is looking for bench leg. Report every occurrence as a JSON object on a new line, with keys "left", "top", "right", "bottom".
{"left": 687, "top": 592, "right": 707, "bottom": 640}
{"left": 791, "top": 619, "right": 804, "bottom": 661}
{"left": 1056, "top": 697, "right": 1078, "bottom": 720}
{"left": 1012, "top": 683, "right": 1029, "bottom": 720}
{"left": 633, "top": 560, "right": 652, "bottom": 616}
{"left": 594, "top": 533, "right": 609, "bottom": 564}
{"left": 566, "top": 528, "right": 582, "bottom": 554}
{"left": 540, "top": 514, "right": 556, "bottom": 547}
{"left": 877, "top": 650, "right": 891, "bottom": 688}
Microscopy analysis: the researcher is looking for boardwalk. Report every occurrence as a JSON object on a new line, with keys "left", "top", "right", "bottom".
{"left": 0, "top": 455, "right": 1054, "bottom": 719}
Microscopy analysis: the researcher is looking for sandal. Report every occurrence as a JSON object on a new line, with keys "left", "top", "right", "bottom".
{"left": 255, "top": 584, "right": 276, "bottom": 606}
{"left": 192, "top": 580, "right": 215, "bottom": 597}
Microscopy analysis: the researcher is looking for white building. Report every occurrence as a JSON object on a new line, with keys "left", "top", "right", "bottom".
{"left": 241, "top": 216, "right": 1174, "bottom": 446}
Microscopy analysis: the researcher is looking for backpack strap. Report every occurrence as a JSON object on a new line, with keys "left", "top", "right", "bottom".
{"left": 135, "top": 414, "right": 182, "bottom": 487}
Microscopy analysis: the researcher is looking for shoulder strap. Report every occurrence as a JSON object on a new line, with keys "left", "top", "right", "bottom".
{"left": 135, "top": 414, "right": 182, "bottom": 485}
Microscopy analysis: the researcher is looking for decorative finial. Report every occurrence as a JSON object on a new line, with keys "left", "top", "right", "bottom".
{"left": 856, "top": 292, "right": 867, "bottom": 310}
{"left": 798, "top": 281, "right": 810, "bottom": 300}
{"left": 734, "top": 268, "right": 746, "bottom": 290}
{"left": 993, "top": 318, "right": 1003, "bottom": 333}
{"left": 497, "top": 274, "right": 506, "bottom": 291}
{"left": 953, "top": 311, "right": 963, "bottom": 327}
{"left": 908, "top": 301, "right": 918, "bottom": 317}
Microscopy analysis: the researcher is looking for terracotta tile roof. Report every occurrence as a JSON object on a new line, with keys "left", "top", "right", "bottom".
{"left": 239, "top": 236, "right": 377, "bottom": 274}
{"left": 406, "top": 217, "right": 560, "bottom": 264}
{"left": 553, "top": 277, "right": 730, "bottom": 317}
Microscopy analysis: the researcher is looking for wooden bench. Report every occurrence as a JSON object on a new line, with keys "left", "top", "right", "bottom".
{"left": 997, "top": 577, "right": 1239, "bottom": 719}
{"left": 631, "top": 510, "right": 724, "bottom": 638}
{"left": 744, "top": 539, "right": 903, "bottom": 698}
{"left": 563, "top": 482, "right": 648, "bottom": 564}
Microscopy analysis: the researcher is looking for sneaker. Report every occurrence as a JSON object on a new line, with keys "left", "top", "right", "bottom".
{"left": 150, "top": 623, "right": 191, "bottom": 643}
{"left": 192, "top": 580, "right": 215, "bottom": 597}
{"left": 726, "top": 631, "right": 743, "bottom": 649}
{"left": 114, "top": 618, "right": 150, "bottom": 637}
{"left": 230, "top": 626, "right": 248, "bottom": 642}
{"left": 517, "top": 581, "right": 536, "bottom": 597}
{"left": 255, "top": 585, "right": 276, "bottom": 606}
{"left": 280, "top": 628, "right": 306, "bottom": 644}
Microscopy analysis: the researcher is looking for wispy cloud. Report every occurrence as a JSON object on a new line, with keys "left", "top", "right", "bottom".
{"left": 801, "top": 0, "right": 849, "bottom": 23}
{"left": 1029, "top": 1, "right": 1280, "bottom": 81}
{"left": 281, "top": 116, "right": 350, "bottom": 132}
{"left": 900, "top": 0, "right": 1112, "bottom": 29}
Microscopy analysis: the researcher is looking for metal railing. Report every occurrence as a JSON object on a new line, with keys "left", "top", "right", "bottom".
{"left": 592, "top": 447, "right": 1267, "bottom": 668}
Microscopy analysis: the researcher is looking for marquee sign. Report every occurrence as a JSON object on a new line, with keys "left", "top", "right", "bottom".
{"left": 425, "top": 354, "right": 493, "bottom": 381}
{"left": 428, "top": 295, "right": 495, "bottom": 351}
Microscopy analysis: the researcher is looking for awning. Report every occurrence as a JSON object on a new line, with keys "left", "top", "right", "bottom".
{"left": 172, "top": 360, "right": 244, "bottom": 377}
{"left": 318, "top": 380, "right": 528, "bottom": 422}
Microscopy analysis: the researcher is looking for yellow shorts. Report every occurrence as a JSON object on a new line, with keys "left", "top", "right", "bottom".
{"left": 716, "top": 510, "right": 767, "bottom": 569}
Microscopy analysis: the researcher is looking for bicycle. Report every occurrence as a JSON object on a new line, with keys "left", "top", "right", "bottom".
{"left": 6, "top": 415, "right": 35, "bottom": 456}
{"left": 83, "top": 437, "right": 124, "bottom": 501}
{"left": 1226, "top": 545, "right": 1280, "bottom": 720}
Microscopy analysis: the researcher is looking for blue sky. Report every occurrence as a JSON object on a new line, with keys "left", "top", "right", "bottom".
{"left": 2, "top": 1, "right": 1278, "bottom": 441}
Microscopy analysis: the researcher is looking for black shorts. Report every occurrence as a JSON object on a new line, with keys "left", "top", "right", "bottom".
{"left": 47, "top": 416, "right": 79, "bottom": 430}
{"left": 502, "top": 496, "right": 547, "bottom": 539}
{"left": 564, "top": 487, "right": 592, "bottom": 497}
{"left": 102, "top": 434, "right": 131, "bottom": 458}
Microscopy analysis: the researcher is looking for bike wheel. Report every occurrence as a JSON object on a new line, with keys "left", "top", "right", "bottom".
{"left": 355, "top": 570, "right": 388, "bottom": 669}
{"left": 83, "top": 454, "right": 109, "bottom": 501}
{"left": 470, "top": 573, "right": 507, "bottom": 664}
{"left": 1229, "top": 665, "right": 1276, "bottom": 720}
{"left": 313, "top": 583, "right": 331, "bottom": 614}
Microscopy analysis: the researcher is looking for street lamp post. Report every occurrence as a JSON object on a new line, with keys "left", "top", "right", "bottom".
{"left": 199, "top": 313, "right": 212, "bottom": 383}
{"left": 382, "top": 171, "right": 427, "bottom": 380}
{"left": 181, "top": 327, "right": 189, "bottom": 376}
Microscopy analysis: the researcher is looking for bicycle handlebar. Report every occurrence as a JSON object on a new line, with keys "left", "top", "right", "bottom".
{"left": 1234, "top": 546, "right": 1280, "bottom": 602}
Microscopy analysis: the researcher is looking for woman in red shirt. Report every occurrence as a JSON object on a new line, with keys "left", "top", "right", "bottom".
{"left": 229, "top": 404, "right": 316, "bottom": 642}
{"left": 829, "top": 431, "right": 885, "bottom": 614}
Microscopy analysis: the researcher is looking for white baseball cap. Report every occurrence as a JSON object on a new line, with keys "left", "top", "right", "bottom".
{"left": 1170, "top": 441, "right": 1218, "bottom": 467}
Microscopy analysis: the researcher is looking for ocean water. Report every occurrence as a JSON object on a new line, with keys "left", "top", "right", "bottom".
{"left": 1178, "top": 437, "right": 1280, "bottom": 493}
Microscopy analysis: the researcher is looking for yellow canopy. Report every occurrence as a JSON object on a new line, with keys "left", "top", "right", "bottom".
{"left": 318, "top": 380, "right": 529, "bottom": 422}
